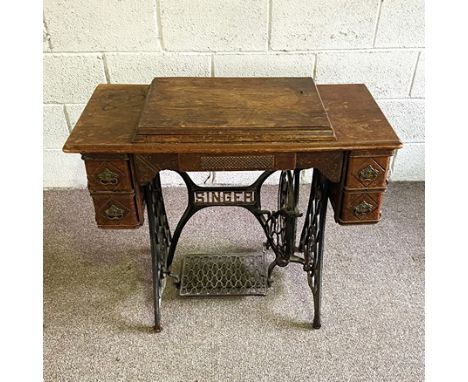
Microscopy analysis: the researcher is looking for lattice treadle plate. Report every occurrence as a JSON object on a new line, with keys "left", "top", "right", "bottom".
{"left": 179, "top": 253, "right": 267, "bottom": 296}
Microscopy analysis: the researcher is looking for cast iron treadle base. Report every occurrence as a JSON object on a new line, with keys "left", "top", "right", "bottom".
{"left": 179, "top": 253, "right": 268, "bottom": 296}
{"left": 145, "top": 170, "right": 329, "bottom": 331}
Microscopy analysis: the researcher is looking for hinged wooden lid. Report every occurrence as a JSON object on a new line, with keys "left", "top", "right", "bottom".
{"left": 132, "top": 77, "right": 336, "bottom": 144}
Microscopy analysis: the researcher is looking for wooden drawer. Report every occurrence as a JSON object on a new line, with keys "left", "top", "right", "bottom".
{"left": 90, "top": 193, "right": 143, "bottom": 229}
{"left": 85, "top": 158, "right": 133, "bottom": 192}
{"left": 330, "top": 150, "right": 396, "bottom": 225}
{"left": 345, "top": 155, "right": 391, "bottom": 190}
{"left": 338, "top": 191, "right": 383, "bottom": 224}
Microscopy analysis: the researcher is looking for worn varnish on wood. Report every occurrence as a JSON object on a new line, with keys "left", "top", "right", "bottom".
{"left": 63, "top": 78, "right": 402, "bottom": 227}
{"left": 134, "top": 77, "right": 335, "bottom": 144}
{"left": 82, "top": 154, "right": 144, "bottom": 229}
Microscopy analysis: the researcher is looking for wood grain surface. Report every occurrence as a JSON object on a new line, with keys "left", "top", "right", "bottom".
{"left": 62, "top": 80, "right": 402, "bottom": 226}
{"left": 63, "top": 83, "right": 402, "bottom": 154}
{"left": 134, "top": 77, "right": 335, "bottom": 143}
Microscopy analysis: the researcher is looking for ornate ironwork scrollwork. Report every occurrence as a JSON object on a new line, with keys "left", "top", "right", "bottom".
{"left": 143, "top": 169, "right": 329, "bottom": 332}
{"left": 145, "top": 173, "right": 172, "bottom": 332}
{"left": 298, "top": 170, "right": 329, "bottom": 328}
{"left": 266, "top": 171, "right": 301, "bottom": 264}
{"left": 264, "top": 170, "right": 303, "bottom": 288}
{"left": 266, "top": 171, "right": 291, "bottom": 252}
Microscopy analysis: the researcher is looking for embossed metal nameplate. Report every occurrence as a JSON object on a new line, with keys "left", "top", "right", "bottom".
{"left": 194, "top": 190, "right": 255, "bottom": 205}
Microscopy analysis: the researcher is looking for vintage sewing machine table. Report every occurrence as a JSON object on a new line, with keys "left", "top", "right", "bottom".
{"left": 63, "top": 78, "right": 402, "bottom": 332}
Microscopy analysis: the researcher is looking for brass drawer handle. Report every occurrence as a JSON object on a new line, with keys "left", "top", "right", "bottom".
{"left": 358, "top": 164, "right": 380, "bottom": 182}
{"left": 354, "top": 201, "right": 375, "bottom": 217}
{"left": 97, "top": 168, "right": 119, "bottom": 185}
{"left": 104, "top": 204, "right": 126, "bottom": 220}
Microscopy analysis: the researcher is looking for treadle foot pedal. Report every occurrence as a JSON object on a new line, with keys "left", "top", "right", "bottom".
{"left": 179, "top": 253, "right": 267, "bottom": 296}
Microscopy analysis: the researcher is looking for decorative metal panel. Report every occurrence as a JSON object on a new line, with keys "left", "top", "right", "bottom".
{"left": 200, "top": 155, "right": 275, "bottom": 170}
{"left": 179, "top": 253, "right": 267, "bottom": 296}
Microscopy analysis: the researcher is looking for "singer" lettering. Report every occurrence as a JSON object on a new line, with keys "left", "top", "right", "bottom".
{"left": 194, "top": 190, "right": 255, "bottom": 205}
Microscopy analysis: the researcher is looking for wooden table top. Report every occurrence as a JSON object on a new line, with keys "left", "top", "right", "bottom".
{"left": 63, "top": 82, "right": 402, "bottom": 154}
{"left": 134, "top": 77, "right": 335, "bottom": 144}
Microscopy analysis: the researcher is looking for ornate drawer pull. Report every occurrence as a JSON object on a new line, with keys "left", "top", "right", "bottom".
{"left": 353, "top": 201, "right": 375, "bottom": 217}
{"left": 358, "top": 164, "right": 380, "bottom": 182}
{"left": 97, "top": 168, "right": 119, "bottom": 185}
{"left": 104, "top": 204, "right": 126, "bottom": 220}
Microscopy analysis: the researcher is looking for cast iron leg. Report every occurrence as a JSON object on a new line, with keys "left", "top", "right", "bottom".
{"left": 301, "top": 170, "right": 329, "bottom": 329}
{"left": 166, "top": 170, "right": 276, "bottom": 273}
{"left": 144, "top": 173, "right": 171, "bottom": 332}
{"left": 266, "top": 259, "right": 278, "bottom": 286}
{"left": 166, "top": 172, "right": 200, "bottom": 273}
{"left": 143, "top": 169, "right": 328, "bottom": 331}
{"left": 266, "top": 170, "right": 302, "bottom": 285}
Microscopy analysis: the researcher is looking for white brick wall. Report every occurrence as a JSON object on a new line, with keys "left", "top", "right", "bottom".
{"left": 43, "top": 151, "right": 87, "bottom": 188}
{"left": 65, "top": 104, "right": 87, "bottom": 128}
{"left": 374, "top": 0, "right": 425, "bottom": 48}
{"left": 43, "top": 0, "right": 160, "bottom": 51}
{"left": 214, "top": 54, "right": 315, "bottom": 77}
{"left": 316, "top": 50, "right": 418, "bottom": 98}
{"left": 391, "top": 143, "right": 425, "bottom": 181}
{"left": 160, "top": 0, "right": 268, "bottom": 51}
{"left": 44, "top": 0, "right": 424, "bottom": 187}
{"left": 43, "top": 105, "right": 70, "bottom": 149}
{"left": 44, "top": 54, "right": 107, "bottom": 103}
{"left": 411, "top": 52, "right": 425, "bottom": 97}
{"left": 106, "top": 53, "right": 211, "bottom": 83}
{"left": 271, "top": 0, "right": 378, "bottom": 50}
{"left": 378, "top": 100, "right": 425, "bottom": 142}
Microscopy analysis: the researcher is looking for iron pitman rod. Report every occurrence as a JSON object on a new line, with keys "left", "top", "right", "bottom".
{"left": 144, "top": 169, "right": 329, "bottom": 331}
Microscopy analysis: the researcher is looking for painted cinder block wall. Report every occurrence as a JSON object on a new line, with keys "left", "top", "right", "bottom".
{"left": 43, "top": 0, "right": 425, "bottom": 187}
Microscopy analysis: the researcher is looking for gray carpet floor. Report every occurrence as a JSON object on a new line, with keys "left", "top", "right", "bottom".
{"left": 44, "top": 182, "right": 424, "bottom": 382}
